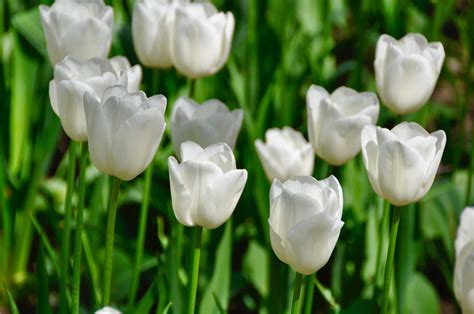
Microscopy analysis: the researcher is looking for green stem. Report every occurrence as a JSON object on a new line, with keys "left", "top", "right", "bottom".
{"left": 71, "top": 143, "right": 88, "bottom": 314}
{"left": 128, "top": 164, "right": 153, "bottom": 306}
{"left": 380, "top": 205, "right": 402, "bottom": 314}
{"left": 102, "top": 176, "right": 122, "bottom": 306}
{"left": 187, "top": 227, "right": 203, "bottom": 314}
{"left": 188, "top": 79, "right": 195, "bottom": 98}
{"left": 314, "top": 275, "right": 340, "bottom": 311}
{"left": 291, "top": 272, "right": 304, "bottom": 314}
{"left": 375, "top": 199, "right": 390, "bottom": 290}
{"left": 303, "top": 275, "right": 315, "bottom": 314}
{"left": 59, "top": 141, "right": 77, "bottom": 313}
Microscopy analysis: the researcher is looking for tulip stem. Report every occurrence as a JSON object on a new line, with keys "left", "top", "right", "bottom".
{"left": 303, "top": 275, "right": 315, "bottom": 314}
{"left": 102, "top": 176, "right": 122, "bottom": 307}
{"left": 375, "top": 199, "right": 390, "bottom": 290}
{"left": 291, "top": 272, "right": 304, "bottom": 314}
{"left": 128, "top": 164, "right": 153, "bottom": 306}
{"left": 71, "top": 142, "right": 88, "bottom": 314}
{"left": 188, "top": 226, "right": 203, "bottom": 314}
{"left": 59, "top": 141, "right": 77, "bottom": 313}
{"left": 380, "top": 205, "right": 401, "bottom": 314}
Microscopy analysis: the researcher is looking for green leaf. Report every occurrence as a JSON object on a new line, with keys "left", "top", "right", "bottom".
{"left": 36, "top": 243, "right": 52, "bottom": 314}
{"left": 243, "top": 240, "right": 268, "bottom": 297}
{"left": 11, "top": 7, "right": 48, "bottom": 60}
{"left": 212, "top": 292, "right": 226, "bottom": 314}
{"left": 3, "top": 284, "right": 20, "bottom": 314}
{"left": 199, "top": 221, "right": 232, "bottom": 314}
{"left": 402, "top": 273, "right": 440, "bottom": 314}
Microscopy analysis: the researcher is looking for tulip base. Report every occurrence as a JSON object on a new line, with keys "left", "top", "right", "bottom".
{"left": 188, "top": 226, "right": 203, "bottom": 314}
{"left": 291, "top": 272, "right": 304, "bottom": 314}
{"left": 380, "top": 205, "right": 402, "bottom": 313}
{"left": 103, "top": 176, "right": 122, "bottom": 306}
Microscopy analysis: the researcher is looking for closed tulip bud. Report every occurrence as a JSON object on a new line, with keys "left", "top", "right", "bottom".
{"left": 95, "top": 307, "right": 121, "bottom": 314}
{"left": 132, "top": 0, "right": 186, "bottom": 68}
{"left": 84, "top": 85, "right": 166, "bottom": 181}
{"left": 454, "top": 207, "right": 474, "bottom": 314}
{"left": 269, "top": 176, "right": 344, "bottom": 275}
{"left": 40, "top": 0, "right": 114, "bottom": 65}
{"left": 306, "top": 85, "right": 379, "bottom": 166}
{"left": 374, "top": 33, "right": 445, "bottom": 114}
{"left": 168, "top": 142, "right": 247, "bottom": 229}
{"left": 109, "top": 56, "right": 143, "bottom": 92}
{"left": 255, "top": 127, "right": 314, "bottom": 182}
{"left": 171, "top": 3, "right": 235, "bottom": 78}
{"left": 361, "top": 122, "right": 446, "bottom": 206}
{"left": 170, "top": 97, "right": 243, "bottom": 160}
{"left": 49, "top": 57, "right": 141, "bottom": 142}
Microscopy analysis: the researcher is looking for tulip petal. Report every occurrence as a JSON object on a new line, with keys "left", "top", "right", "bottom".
{"left": 168, "top": 157, "right": 194, "bottom": 227}
{"left": 196, "top": 169, "right": 247, "bottom": 229}
{"left": 287, "top": 212, "right": 343, "bottom": 275}
{"left": 455, "top": 207, "right": 474, "bottom": 256}
{"left": 49, "top": 80, "right": 59, "bottom": 116}
{"left": 255, "top": 139, "right": 287, "bottom": 181}
{"left": 269, "top": 222, "right": 291, "bottom": 266}
{"left": 391, "top": 122, "right": 429, "bottom": 140}
{"left": 377, "top": 140, "right": 426, "bottom": 206}
{"left": 454, "top": 242, "right": 474, "bottom": 314}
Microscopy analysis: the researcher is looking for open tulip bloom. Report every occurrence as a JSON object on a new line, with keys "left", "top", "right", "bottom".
{"left": 171, "top": 97, "right": 243, "bottom": 160}
{"left": 454, "top": 207, "right": 474, "bottom": 314}
{"left": 255, "top": 127, "right": 314, "bottom": 182}
{"left": 84, "top": 85, "right": 166, "bottom": 181}
{"left": 361, "top": 122, "right": 446, "bottom": 207}
{"left": 374, "top": 33, "right": 445, "bottom": 114}
{"left": 269, "top": 176, "right": 344, "bottom": 275}
{"left": 40, "top": 0, "right": 114, "bottom": 65}
{"left": 168, "top": 141, "right": 247, "bottom": 229}
{"left": 306, "top": 85, "right": 379, "bottom": 166}
{"left": 49, "top": 56, "right": 142, "bottom": 142}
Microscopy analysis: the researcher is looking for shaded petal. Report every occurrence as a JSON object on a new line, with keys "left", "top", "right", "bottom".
{"left": 455, "top": 207, "right": 474, "bottom": 256}
{"left": 168, "top": 157, "right": 194, "bottom": 226}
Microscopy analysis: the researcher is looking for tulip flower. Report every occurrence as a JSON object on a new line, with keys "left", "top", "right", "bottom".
{"left": 374, "top": 33, "right": 445, "bottom": 114}
{"left": 170, "top": 97, "right": 243, "bottom": 160}
{"left": 171, "top": 3, "right": 235, "bottom": 78}
{"left": 269, "top": 176, "right": 344, "bottom": 275}
{"left": 132, "top": 0, "right": 185, "bottom": 68}
{"left": 40, "top": 0, "right": 114, "bottom": 65}
{"left": 95, "top": 307, "right": 121, "bottom": 314}
{"left": 168, "top": 141, "right": 247, "bottom": 229}
{"left": 455, "top": 207, "right": 474, "bottom": 256}
{"left": 306, "top": 85, "right": 379, "bottom": 166}
{"left": 454, "top": 207, "right": 474, "bottom": 314}
{"left": 84, "top": 85, "right": 166, "bottom": 181}
{"left": 255, "top": 127, "right": 314, "bottom": 182}
{"left": 361, "top": 122, "right": 446, "bottom": 206}
{"left": 49, "top": 56, "right": 142, "bottom": 142}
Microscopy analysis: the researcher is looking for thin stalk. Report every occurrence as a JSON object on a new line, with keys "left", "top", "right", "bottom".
{"left": 71, "top": 143, "right": 88, "bottom": 314}
{"left": 128, "top": 164, "right": 154, "bottom": 306}
{"left": 380, "top": 205, "right": 402, "bottom": 314}
{"left": 303, "top": 275, "right": 314, "bottom": 314}
{"left": 375, "top": 199, "right": 390, "bottom": 290}
{"left": 187, "top": 227, "right": 203, "bottom": 314}
{"left": 59, "top": 141, "right": 77, "bottom": 313}
{"left": 291, "top": 272, "right": 304, "bottom": 314}
{"left": 188, "top": 79, "right": 195, "bottom": 98}
{"left": 314, "top": 275, "right": 340, "bottom": 311}
{"left": 102, "top": 177, "right": 122, "bottom": 306}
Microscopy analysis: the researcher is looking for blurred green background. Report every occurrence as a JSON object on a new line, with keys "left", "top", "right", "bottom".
{"left": 0, "top": 0, "right": 473, "bottom": 313}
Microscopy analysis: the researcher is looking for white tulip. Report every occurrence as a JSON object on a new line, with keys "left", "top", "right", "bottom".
{"left": 361, "top": 122, "right": 446, "bottom": 206}
{"left": 49, "top": 56, "right": 141, "bottom": 142}
{"left": 306, "top": 85, "right": 379, "bottom": 166}
{"left": 170, "top": 97, "right": 243, "bottom": 160}
{"left": 132, "top": 0, "right": 187, "bottom": 68}
{"left": 109, "top": 56, "right": 143, "bottom": 92}
{"left": 171, "top": 3, "right": 235, "bottom": 78}
{"left": 84, "top": 85, "right": 166, "bottom": 181}
{"left": 168, "top": 142, "right": 247, "bottom": 229}
{"left": 255, "top": 127, "right": 314, "bottom": 182}
{"left": 95, "top": 307, "right": 121, "bottom": 314}
{"left": 454, "top": 241, "right": 474, "bottom": 314}
{"left": 40, "top": 0, "right": 114, "bottom": 65}
{"left": 269, "top": 176, "right": 344, "bottom": 275}
{"left": 456, "top": 207, "right": 474, "bottom": 256}
{"left": 374, "top": 33, "right": 445, "bottom": 114}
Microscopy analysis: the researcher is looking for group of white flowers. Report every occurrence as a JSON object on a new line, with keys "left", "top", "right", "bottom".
{"left": 39, "top": 0, "right": 469, "bottom": 312}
